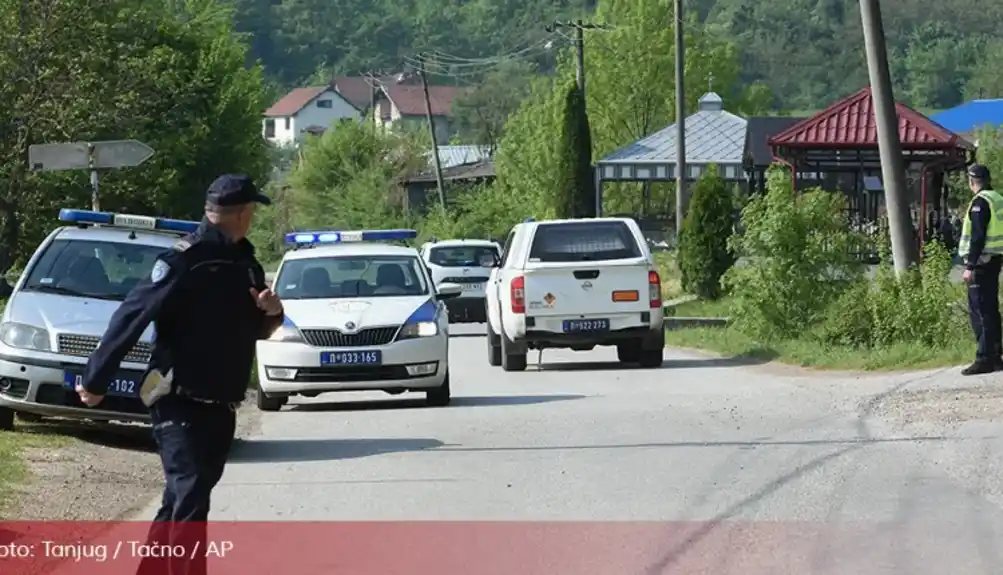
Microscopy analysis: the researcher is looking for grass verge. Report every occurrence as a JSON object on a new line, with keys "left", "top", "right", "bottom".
{"left": 652, "top": 250, "right": 684, "bottom": 300}
{"left": 0, "top": 426, "right": 71, "bottom": 514}
{"left": 664, "top": 295, "right": 971, "bottom": 371}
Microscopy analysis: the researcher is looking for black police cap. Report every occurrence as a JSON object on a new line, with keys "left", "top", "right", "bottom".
{"left": 206, "top": 174, "right": 271, "bottom": 207}
{"left": 967, "top": 164, "right": 991, "bottom": 180}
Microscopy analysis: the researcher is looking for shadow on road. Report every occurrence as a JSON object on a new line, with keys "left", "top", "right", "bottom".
{"left": 228, "top": 437, "right": 445, "bottom": 463}
{"left": 536, "top": 350, "right": 778, "bottom": 372}
{"left": 15, "top": 419, "right": 156, "bottom": 453}
{"left": 289, "top": 394, "right": 585, "bottom": 412}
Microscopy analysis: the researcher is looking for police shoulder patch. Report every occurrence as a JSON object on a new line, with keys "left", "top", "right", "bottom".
{"left": 150, "top": 259, "right": 171, "bottom": 283}
{"left": 173, "top": 239, "right": 192, "bottom": 251}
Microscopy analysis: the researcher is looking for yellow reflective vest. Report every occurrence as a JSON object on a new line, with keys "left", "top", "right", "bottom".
{"left": 959, "top": 189, "right": 1003, "bottom": 263}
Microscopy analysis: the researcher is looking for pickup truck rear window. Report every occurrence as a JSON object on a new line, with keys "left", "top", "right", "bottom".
{"left": 528, "top": 221, "right": 641, "bottom": 262}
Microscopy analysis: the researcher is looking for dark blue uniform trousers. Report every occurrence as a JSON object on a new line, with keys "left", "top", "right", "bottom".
{"left": 137, "top": 394, "right": 236, "bottom": 575}
{"left": 968, "top": 258, "right": 1003, "bottom": 362}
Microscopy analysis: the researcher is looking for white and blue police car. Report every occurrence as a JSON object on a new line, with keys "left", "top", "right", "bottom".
{"left": 0, "top": 209, "right": 200, "bottom": 430}
{"left": 254, "top": 229, "right": 463, "bottom": 411}
{"left": 418, "top": 238, "right": 502, "bottom": 323}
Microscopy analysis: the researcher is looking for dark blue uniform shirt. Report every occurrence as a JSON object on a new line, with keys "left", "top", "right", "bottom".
{"left": 965, "top": 195, "right": 992, "bottom": 270}
{"left": 82, "top": 219, "right": 283, "bottom": 402}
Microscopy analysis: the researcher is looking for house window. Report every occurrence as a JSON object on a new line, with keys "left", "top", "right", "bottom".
{"left": 317, "top": 100, "right": 332, "bottom": 108}
{"left": 338, "top": 117, "right": 352, "bottom": 125}
{"left": 264, "top": 119, "right": 275, "bottom": 138}
{"left": 284, "top": 117, "right": 290, "bottom": 130}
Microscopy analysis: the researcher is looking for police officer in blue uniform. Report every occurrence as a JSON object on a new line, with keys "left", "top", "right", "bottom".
{"left": 76, "top": 174, "right": 284, "bottom": 574}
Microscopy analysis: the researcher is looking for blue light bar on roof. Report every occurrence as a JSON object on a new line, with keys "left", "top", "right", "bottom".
{"left": 283, "top": 229, "right": 418, "bottom": 245}
{"left": 524, "top": 217, "right": 536, "bottom": 222}
{"left": 58, "top": 209, "right": 199, "bottom": 234}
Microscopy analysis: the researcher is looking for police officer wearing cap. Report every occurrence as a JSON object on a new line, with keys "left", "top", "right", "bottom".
{"left": 959, "top": 164, "right": 1003, "bottom": 375}
{"left": 76, "top": 174, "right": 284, "bottom": 574}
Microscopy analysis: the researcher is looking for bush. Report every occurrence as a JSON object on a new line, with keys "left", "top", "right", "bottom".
{"left": 724, "top": 165, "right": 865, "bottom": 340}
{"left": 815, "top": 222, "right": 967, "bottom": 348}
{"left": 678, "top": 165, "right": 735, "bottom": 299}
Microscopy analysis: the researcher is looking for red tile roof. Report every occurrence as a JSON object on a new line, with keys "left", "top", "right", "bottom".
{"left": 383, "top": 84, "right": 461, "bottom": 117}
{"left": 331, "top": 76, "right": 400, "bottom": 109}
{"left": 264, "top": 87, "right": 328, "bottom": 117}
{"left": 769, "top": 87, "right": 963, "bottom": 149}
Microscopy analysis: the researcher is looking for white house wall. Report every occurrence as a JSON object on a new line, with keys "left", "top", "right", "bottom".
{"left": 262, "top": 88, "right": 360, "bottom": 145}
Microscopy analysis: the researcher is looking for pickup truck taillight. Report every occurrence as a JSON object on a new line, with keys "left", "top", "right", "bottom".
{"left": 648, "top": 270, "right": 661, "bottom": 308}
{"left": 511, "top": 276, "right": 525, "bottom": 313}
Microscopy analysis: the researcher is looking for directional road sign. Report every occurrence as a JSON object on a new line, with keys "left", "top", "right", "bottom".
{"left": 28, "top": 140, "right": 155, "bottom": 172}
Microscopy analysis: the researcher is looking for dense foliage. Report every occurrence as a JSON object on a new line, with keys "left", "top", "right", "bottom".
{"left": 678, "top": 166, "right": 734, "bottom": 300}
{"left": 554, "top": 82, "right": 595, "bottom": 219}
{"left": 0, "top": 0, "right": 268, "bottom": 270}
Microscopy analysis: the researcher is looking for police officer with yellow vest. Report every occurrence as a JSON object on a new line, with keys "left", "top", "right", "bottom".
{"left": 959, "top": 164, "right": 1003, "bottom": 375}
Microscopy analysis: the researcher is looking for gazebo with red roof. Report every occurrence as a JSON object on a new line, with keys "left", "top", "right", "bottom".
{"left": 768, "top": 86, "right": 972, "bottom": 256}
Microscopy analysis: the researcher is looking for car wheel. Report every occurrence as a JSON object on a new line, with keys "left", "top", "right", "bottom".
{"left": 638, "top": 330, "right": 665, "bottom": 368}
{"left": 486, "top": 322, "right": 502, "bottom": 366}
{"left": 426, "top": 372, "right": 451, "bottom": 406}
{"left": 0, "top": 407, "right": 14, "bottom": 431}
{"left": 501, "top": 333, "right": 527, "bottom": 372}
{"left": 256, "top": 391, "right": 285, "bottom": 412}
{"left": 617, "top": 343, "right": 641, "bottom": 363}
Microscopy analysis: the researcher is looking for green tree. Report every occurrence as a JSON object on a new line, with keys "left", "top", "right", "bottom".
{"left": 554, "top": 82, "right": 595, "bottom": 218}
{"left": 451, "top": 60, "right": 537, "bottom": 150}
{"left": 678, "top": 165, "right": 734, "bottom": 299}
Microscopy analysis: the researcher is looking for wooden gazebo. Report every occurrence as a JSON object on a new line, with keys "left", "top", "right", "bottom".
{"left": 768, "top": 86, "right": 972, "bottom": 256}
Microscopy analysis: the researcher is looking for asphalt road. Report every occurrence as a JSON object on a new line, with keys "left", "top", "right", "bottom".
{"left": 122, "top": 324, "right": 1003, "bottom": 574}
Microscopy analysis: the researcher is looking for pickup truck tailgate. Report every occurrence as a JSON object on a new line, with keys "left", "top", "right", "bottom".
{"left": 522, "top": 259, "right": 652, "bottom": 317}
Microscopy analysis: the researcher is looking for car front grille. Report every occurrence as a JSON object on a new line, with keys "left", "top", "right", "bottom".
{"left": 441, "top": 276, "right": 489, "bottom": 284}
{"left": 57, "top": 334, "right": 152, "bottom": 364}
{"left": 300, "top": 327, "right": 399, "bottom": 348}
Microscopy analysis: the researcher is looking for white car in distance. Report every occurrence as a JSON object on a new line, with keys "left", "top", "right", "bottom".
{"left": 255, "top": 229, "right": 463, "bottom": 411}
{"left": 0, "top": 209, "right": 201, "bottom": 430}
{"left": 419, "top": 238, "right": 501, "bottom": 323}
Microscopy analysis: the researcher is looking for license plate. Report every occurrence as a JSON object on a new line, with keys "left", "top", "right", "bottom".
{"left": 562, "top": 318, "right": 610, "bottom": 333}
{"left": 62, "top": 371, "right": 141, "bottom": 398}
{"left": 462, "top": 283, "right": 484, "bottom": 291}
{"left": 320, "top": 350, "right": 382, "bottom": 365}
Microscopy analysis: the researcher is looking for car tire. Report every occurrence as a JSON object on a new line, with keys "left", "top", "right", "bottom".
{"left": 501, "top": 333, "right": 527, "bottom": 372}
{"left": 486, "top": 321, "right": 502, "bottom": 366}
{"left": 0, "top": 407, "right": 14, "bottom": 431}
{"left": 426, "top": 372, "right": 451, "bottom": 406}
{"left": 638, "top": 330, "right": 665, "bottom": 368}
{"left": 256, "top": 391, "right": 285, "bottom": 412}
{"left": 617, "top": 343, "right": 641, "bottom": 363}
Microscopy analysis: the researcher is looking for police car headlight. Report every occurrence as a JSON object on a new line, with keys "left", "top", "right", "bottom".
{"left": 0, "top": 322, "right": 52, "bottom": 351}
{"left": 397, "top": 321, "right": 438, "bottom": 339}
{"left": 269, "top": 325, "right": 304, "bottom": 343}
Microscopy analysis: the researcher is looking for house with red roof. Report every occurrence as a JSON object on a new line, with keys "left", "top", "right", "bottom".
{"left": 373, "top": 78, "right": 463, "bottom": 143}
{"left": 262, "top": 86, "right": 361, "bottom": 146}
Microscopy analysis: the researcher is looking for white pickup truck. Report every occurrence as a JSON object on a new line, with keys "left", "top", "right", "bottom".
{"left": 483, "top": 217, "right": 664, "bottom": 371}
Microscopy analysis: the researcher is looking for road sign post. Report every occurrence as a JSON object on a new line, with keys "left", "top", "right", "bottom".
{"left": 28, "top": 140, "right": 155, "bottom": 211}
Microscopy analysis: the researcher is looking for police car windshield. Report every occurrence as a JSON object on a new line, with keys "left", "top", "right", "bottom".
{"left": 21, "top": 239, "right": 166, "bottom": 301}
{"left": 276, "top": 255, "right": 430, "bottom": 299}
{"left": 428, "top": 245, "right": 499, "bottom": 267}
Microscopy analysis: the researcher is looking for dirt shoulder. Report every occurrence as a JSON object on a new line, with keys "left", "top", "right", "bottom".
{"left": 0, "top": 400, "right": 261, "bottom": 521}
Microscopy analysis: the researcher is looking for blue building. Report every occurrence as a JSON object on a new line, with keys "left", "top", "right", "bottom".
{"left": 930, "top": 99, "right": 1003, "bottom": 138}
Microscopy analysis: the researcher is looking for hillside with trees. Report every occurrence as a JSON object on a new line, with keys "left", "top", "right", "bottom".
{"left": 233, "top": 0, "right": 1003, "bottom": 113}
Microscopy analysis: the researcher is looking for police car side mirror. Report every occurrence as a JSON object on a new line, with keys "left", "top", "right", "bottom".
{"left": 436, "top": 282, "right": 463, "bottom": 300}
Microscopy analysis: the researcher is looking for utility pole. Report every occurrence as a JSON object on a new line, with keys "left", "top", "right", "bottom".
{"left": 674, "top": 0, "right": 686, "bottom": 244}
{"left": 415, "top": 54, "right": 446, "bottom": 208}
{"left": 545, "top": 21, "right": 610, "bottom": 102}
{"left": 362, "top": 72, "right": 379, "bottom": 133}
{"left": 859, "top": 0, "right": 918, "bottom": 273}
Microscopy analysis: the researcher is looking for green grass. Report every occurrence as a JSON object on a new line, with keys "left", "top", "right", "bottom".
{"left": 665, "top": 296, "right": 733, "bottom": 317}
{"left": 652, "top": 250, "right": 684, "bottom": 300}
{"left": 663, "top": 294, "right": 971, "bottom": 371}
{"left": 664, "top": 326, "right": 970, "bottom": 371}
{"left": 0, "top": 426, "right": 71, "bottom": 515}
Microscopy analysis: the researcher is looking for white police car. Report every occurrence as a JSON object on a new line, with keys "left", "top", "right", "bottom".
{"left": 254, "top": 229, "right": 463, "bottom": 411}
{"left": 419, "top": 238, "right": 501, "bottom": 323}
{"left": 0, "top": 209, "right": 200, "bottom": 430}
